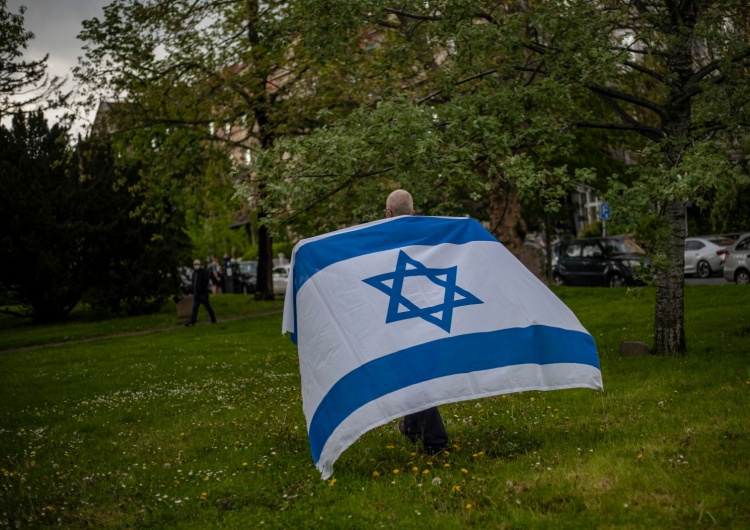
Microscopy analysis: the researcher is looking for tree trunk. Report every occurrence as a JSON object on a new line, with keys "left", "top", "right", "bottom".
{"left": 255, "top": 221, "right": 275, "bottom": 301}
{"left": 488, "top": 179, "right": 527, "bottom": 256}
{"left": 653, "top": 200, "right": 687, "bottom": 355}
{"left": 651, "top": 1, "right": 695, "bottom": 356}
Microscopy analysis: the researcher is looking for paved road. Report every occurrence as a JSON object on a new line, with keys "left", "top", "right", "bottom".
{"left": 684, "top": 275, "right": 728, "bottom": 286}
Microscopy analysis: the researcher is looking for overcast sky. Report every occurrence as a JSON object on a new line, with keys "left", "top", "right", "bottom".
{"left": 7, "top": 0, "right": 110, "bottom": 133}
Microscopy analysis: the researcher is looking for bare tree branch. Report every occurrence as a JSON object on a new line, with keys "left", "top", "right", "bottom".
{"left": 624, "top": 60, "right": 666, "bottom": 82}
{"left": 585, "top": 83, "right": 669, "bottom": 122}
{"left": 383, "top": 7, "right": 443, "bottom": 21}
{"left": 571, "top": 119, "right": 664, "bottom": 141}
{"left": 417, "top": 69, "right": 498, "bottom": 104}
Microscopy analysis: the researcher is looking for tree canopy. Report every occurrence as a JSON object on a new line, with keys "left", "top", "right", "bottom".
{"left": 75, "top": 0, "right": 749, "bottom": 353}
{"left": 251, "top": 0, "right": 749, "bottom": 355}
{"left": 76, "top": 0, "right": 368, "bottom": 298}
{"left": 0, "top": 0, "right": 67, "bottom": 119}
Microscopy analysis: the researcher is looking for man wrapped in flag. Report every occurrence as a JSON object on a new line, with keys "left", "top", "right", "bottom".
{"left": 282, "top": 190, "right": 603, "bottom": 479}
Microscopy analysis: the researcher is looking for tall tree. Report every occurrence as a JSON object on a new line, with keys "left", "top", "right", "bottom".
{"left": 0, "top": 0, "right": 67, "bottom": 119}
{"left": 75, "top": 0, "right": 360, "bottom": 299}
{"left": 75, "top": 135, "right": 191, "bottom": 316}
{"left": 254, "top": 3, "right": 596, "bottom": 254}
{"left": 255, "top": 0, "right": 749, "bottom": 355}
{"left": 0, "top": 111, "right": 190, "bottom": 322}
{"left": 0, "top": 111, "right": 84, "bottom": 322}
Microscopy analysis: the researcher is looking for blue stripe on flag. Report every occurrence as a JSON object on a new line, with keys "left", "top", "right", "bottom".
{"left": 308, "top": 325, "right": 598, "bottom": 463}
{"left": 293, "top": 217, "right": 496, "bottom": 290}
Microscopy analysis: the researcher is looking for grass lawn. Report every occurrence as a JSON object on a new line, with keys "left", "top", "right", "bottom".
{"left": 0, "top": 286, "right": 748, "bottom": 528}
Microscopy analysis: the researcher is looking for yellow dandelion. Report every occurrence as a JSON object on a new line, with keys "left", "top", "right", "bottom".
{"left": 636, "top": 453, "right": 643, "bottom": 460}
{"left": 329, "top": 478, "right": 337, "bottom": 486}
{"left": 393, "top": 469, "right": 400, "bottom": 474}
{"left": 385, "top": 444, "right": 395, "bottom": 449}
{"left": 466, "top": 503, "right": 472, "bottom": 509}
{"left": 180, "top": 432, "right": 185, "bottom": 437}
{"left": 452, "top": 485, "right": 461, "bottom": 493}
{"left": 501, "top": 394, "right": 507, "bottom": 399}
{"left": 412, "top": 466, "right": 419, "bottom": 472}
{"left": 372, "top": 471, "right": 380, "bottom": 477}
{"left": 242, "top": 462, "right": 248, "bottom": 467}
{"left": 461, "top": 468, "right": 468, "bottom": 474}
{"left": 422, "top": 469, "right": 430, "bottom": 475}
{"left": 427, "top": 461, "right": 433, "bottom": 466}
{"left": 444, "top": 463, "right": 450, "bottom": 468}
{"left": 530, "top": 397, "right": 535, "bottom": 402}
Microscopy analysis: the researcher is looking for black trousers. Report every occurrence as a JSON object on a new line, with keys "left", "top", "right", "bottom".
{"left": 190, "top": 292, "right": 216, "bottom": 324}
{"left": 402, "top": 406, "right": 448, "bottom": 451}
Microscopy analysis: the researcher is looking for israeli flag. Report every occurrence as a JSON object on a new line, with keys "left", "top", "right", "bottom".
{"left": 282, "top": 216, "right": 602, "bottom": 479}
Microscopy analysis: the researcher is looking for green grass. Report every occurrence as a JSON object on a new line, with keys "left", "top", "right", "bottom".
{"left": 0, "top": 295, "right": 285, "bottom": 351}
{"left": 0, "top": 286, "right": 748, "bottom": 528}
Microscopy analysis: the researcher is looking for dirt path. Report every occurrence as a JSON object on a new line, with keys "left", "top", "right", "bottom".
{"left": 0, "top": 309, "right": 284, "bottom": 355}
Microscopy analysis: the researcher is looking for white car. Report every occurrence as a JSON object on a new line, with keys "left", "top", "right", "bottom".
{"left": 272, "top": 265, "right": 291, "bottom": 295}
{"left": 683, "top": 237, "right": 732, "bottom": 278}
{"left": 723, "top": 233, "right": 750, "bottom": 284}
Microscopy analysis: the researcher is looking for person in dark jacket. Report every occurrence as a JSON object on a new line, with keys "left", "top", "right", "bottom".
{"left": 186, "top": 259, "right": 216, "bottom": 326}
{"left": 386, "top": 190, "right": 448, "bottom": 455}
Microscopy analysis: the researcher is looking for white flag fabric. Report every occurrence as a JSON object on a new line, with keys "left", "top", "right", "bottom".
{"left": 282, "top": 216, "right": 602, "bottom": 479}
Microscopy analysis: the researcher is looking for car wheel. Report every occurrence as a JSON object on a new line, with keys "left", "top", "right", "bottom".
{"left": 608, "top": 273, "right": 625, "bottom": 288}
{"left": 552, "top": 273, "right": 565, "bottom": 286}
{"left": 696, "top": 260, "right": 711, "bottom": 278}
{"left": 735, "top": 269, "right": 750, "bottom": 285}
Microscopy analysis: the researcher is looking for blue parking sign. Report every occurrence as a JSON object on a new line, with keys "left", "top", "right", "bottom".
{"left": 600, "top": 202, "right": 611, "bottom": 221}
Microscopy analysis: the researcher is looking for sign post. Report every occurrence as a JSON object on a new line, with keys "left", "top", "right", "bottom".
{"left": 600, "top": 202, "right": 611, "bottom": 237}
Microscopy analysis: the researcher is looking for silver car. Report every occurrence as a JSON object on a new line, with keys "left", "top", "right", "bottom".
{"left": 272, "top": 265, "right": 291, "bottom": 295}
{"left": 683, "top": 237, "right": 733, "bottom": 278}
{"left": 723, "top": 233, "right": 750, "bottom": 284}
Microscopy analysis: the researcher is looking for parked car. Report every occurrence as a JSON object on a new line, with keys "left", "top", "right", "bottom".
{"left": 723, "top": 232, "right": 750, "bottom": 284}
{"left": 684, "top": 236, "right": 734, "bottom": 278}
{"left": 221, "top": 261, "right": 254, "bottom": 294}
{"left": 272, "top": 265, "right": 290, "bottom": 295}
{"left": 237, "top": 260, "right": 258, "bottom": 294}
{"left": 553, "top": 236, "right": 647, "bottom": 287}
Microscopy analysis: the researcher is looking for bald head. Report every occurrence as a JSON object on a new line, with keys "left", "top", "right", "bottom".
{"left": 385, "top": 190, "right": 415, "bottom": 218}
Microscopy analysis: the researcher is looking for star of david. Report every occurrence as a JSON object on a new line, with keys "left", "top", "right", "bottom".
{"left": 363, "top": 250, "right": 483, "bottom": 333}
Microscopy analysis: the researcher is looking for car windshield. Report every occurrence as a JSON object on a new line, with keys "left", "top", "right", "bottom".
{"left": 602, "top": 238, "right": 646, "bottom": 256}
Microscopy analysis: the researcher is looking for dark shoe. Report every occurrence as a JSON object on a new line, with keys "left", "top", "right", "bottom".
{"left": 421, "top": 445, "right": 448, "bottom": 456}
{"left": 398, "top": 419, "right": 420, "bottom": 443}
